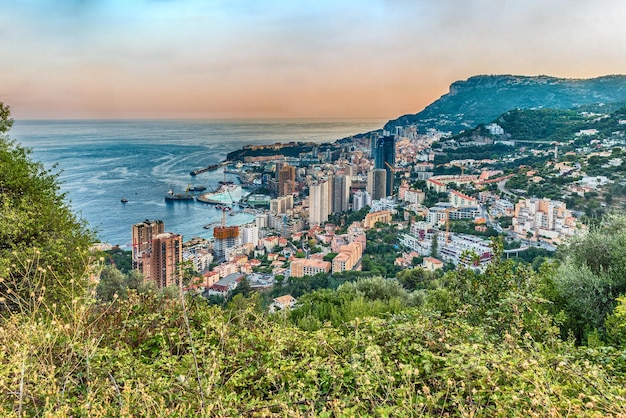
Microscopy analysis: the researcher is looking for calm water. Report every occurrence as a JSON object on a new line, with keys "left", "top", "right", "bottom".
{"left": 11, "top": 119, "right": 384, "bottom": 247}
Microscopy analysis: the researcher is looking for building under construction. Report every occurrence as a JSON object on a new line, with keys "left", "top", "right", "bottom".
{"left": 213, "top": 225, "right": 239, "bottom": 259}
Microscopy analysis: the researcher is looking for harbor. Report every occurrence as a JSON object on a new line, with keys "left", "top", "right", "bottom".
{"left": 196, "top": 183, "right": 244, "bottom": 205}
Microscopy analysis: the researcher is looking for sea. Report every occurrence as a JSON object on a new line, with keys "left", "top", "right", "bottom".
{"left": 11, "top": 119, "right": 385, "bottom": 248}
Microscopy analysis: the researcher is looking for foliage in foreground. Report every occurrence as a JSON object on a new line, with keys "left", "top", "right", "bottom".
{"left": 0, "top": 103, "right": 94, "bottom": 311}
{"left": 1, "top": 273, "right": 626, "bottom": 417}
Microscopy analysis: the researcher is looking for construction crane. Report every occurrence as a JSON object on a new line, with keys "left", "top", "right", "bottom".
{"left": 451, "top": 162, "right": 466, "bottom": 175}
{"left": 443, "top": 207, "right": 457, "bottom": 244}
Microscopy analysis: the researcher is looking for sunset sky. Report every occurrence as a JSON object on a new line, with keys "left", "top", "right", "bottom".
{"left": 2, "top": 0, "right": 626, "bottom": 120}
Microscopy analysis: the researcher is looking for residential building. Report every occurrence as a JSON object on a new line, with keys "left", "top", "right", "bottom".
{"left": 270, "top": 195, "right": 294, "bottom": 215}
{"left": 205, "top": 273, "right": 243, "bottom": 296}
{"left": 363, "top": 210, "right": 392, "bottom": 229}
{"left": 426, "top": 178, "right": 447, "bottom": 193}
{"left": 309, "top": 181, "right": 329, "bottom": 226}
{"left": 404, "top": 189, "right": 425, "bottom": 205}
{"left": 422, "top": 257, "right": 444, "bottom": 272}
{"left": 183, "top": 249, "right": 213, "bottom": 273}
{"left": 352, "top": 190, "right": 371, "bottom": 211}
{"left": 269, "top": 295, "right": 297, "bottom": 312}
{"left": 239, "top": 223, "right": 259, "bottom": 247}
{"left": 513, "top": 198, "right": 580, "bottom": 243}
{"left": 370, "top": 197, "right": 398, "bottom": 213}
{"left": 142, "top": 232, "right": 183, "bottom": 289}
{"left": 331, "top": 241, "right": 363, "bottom": 273}
{"left": 290, "top": 259, "right": 332, "bottom": 277}
{"left": 427, "top": 204, "right": 481, "bottom": 226}
{"left": 277, "top": 164, "right": 296, "bottom": 196}
{"left": 449, "top": 190, "right": 478, "bottom": 207}
{"left": 131, "top": 219, "right": 164, "bottom": 269}
{"left": 332, "top": 175, "right": 351, "bottom": 213}
{"left": 439, "top": 234, "right": 492, "bottom": 269}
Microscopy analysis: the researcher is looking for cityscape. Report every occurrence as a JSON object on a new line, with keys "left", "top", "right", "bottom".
{"left": 4, "top": 1, "right": 626, "bottom": 415}
{"left": 118, "top": 121, "right": 596, "bottom": 303}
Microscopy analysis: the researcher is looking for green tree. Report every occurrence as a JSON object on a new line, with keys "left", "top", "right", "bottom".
{"left": 95, "top": 265, "right": 145, "bottom": 302}
{"left": 396, "top": 267, "right": 438, "bottom": 291}
{"left": 0, "top": 103, "right": 94, "bottom": 312}
{"left": 431, "top": 233, "right": 439, "bottom": 258}
{"left": 551, "top": 213, "right": 626, "bottom": 342}
{"left": 229, "top": 277, "right": 252, "bottom": 299}
{"left": 605, "top": 295, "right": 626, "bottom": 347}
{"left": 323, "top": 252, "right": 337, "bottom": 262}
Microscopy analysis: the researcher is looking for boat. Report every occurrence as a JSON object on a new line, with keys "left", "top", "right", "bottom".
{"left": 203, "top": 222, "right": 218, "bottom": 229}
{"left": 188, "top": 185, "right": 207, "bottom": 192}
{"left": 121, "top": 198, "right": 128, "bottom": 203}
{"left": 165, "top": 188, "right": 194, "bottom": 202}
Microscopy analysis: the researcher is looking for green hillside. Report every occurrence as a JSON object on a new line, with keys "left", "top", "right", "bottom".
{"left": 448, "top": 105, "right": 626, "bottom": 144}
{"left": 385, "top": 74, "right": 626, "bottom": 133}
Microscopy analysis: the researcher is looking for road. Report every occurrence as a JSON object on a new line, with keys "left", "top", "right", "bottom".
{"left": 497, "top": 178, "right": 517, "bottom": 198}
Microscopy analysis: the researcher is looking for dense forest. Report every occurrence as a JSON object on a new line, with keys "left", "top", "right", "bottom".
{"left": 3, "top": 103, "right": 626, "bottom": 416}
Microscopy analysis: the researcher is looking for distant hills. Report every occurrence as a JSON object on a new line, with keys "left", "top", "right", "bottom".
{"left": 384, "top": 74, "right": 626, "bottom": 134}
{"left": 450, "top": 106, "right": 626, "bottom": 145}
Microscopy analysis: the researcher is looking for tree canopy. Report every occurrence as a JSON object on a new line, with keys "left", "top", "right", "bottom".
{"left": 0, "top": 103, "right": 94, "bottom": 311}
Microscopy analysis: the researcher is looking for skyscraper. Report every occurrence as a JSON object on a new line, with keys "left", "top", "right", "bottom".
{"left": 309, "top": 181, "right": 329, "bottom": 226}
{"left": 278, "top": 164, "right": 296, "bottom": 196}
{"left": 332, "top": 175, "right": 351, "bottom": 213}
{"left": 367, "top": 168, "right": 387, "bottom": 201}
{"left": 143, "top": 232, "right": 183, "bottom": 289}
{"left": 131, "top": 219, "right": 164, "bottom": 270}
{"left": 373, "top": 136, "right": 396, "bottom": 196}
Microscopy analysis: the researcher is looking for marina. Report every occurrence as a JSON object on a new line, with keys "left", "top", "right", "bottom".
{"left": 196, "top": 183, "right": 244, "bottom": 205}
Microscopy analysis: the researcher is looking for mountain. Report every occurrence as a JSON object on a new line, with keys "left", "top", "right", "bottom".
{"left": 384, "top": 74, "right": 626, "bottom": 134}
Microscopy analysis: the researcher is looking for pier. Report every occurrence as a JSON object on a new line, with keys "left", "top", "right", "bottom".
{"left": 190, "top": 161, "right": 227, "bottom": 176}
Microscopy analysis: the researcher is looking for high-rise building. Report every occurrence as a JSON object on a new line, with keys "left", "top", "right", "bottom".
{"left": 278, "top": 164, "right": 296, "bottom": 196}
{"left": 213, "top": 226, "right": 240, "bottom": 260}
{"left": 309, "top": 181, "right": 329, "bottom": 226}
{"left": 270, "top": 195, "right": 294, "bottom": 215}
{"left": 255, "top": 213, "right": 269, "bottom": 229}
{"left": 239, "top": 223, "right": 259, "bottom": 247}
{"left": 332, "top": 175, "right": 351, "bottom": 213}
{"left": 367, "top": 168, "right": 387, "bottom": 200}
{"left": 131, "top": 219, "right": 164, "bottom": 270}
{"left": 370, "top": 134, "right": 379, "bottom": 159}
{"left": 373, "top": 136, "right": 396, "bottom": 196}
{"left": 142, "top": 232, "right": 183, "bottom": 289}
{"left": 353, "top": 190, "right": 371, "bottom": 212}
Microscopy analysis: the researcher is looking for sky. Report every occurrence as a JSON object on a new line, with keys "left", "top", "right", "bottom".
{"left": 2, "top": 0, "right": 626, "bottom": 120}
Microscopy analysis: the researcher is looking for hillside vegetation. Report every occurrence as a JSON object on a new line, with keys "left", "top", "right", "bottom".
{"left": 3, "top": 103, "right": 626, "bottom": 416}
